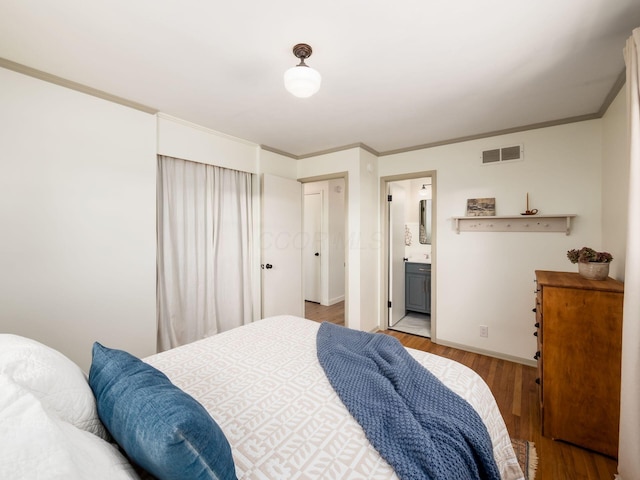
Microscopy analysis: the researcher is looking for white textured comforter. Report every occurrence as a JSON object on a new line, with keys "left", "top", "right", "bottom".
{"left": 145, "top": 315, "right": 523, "bottom": 480}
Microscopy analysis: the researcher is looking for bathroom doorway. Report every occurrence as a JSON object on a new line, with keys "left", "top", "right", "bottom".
{"left": 383, "top": 174, "right": 435, "bottom": 339}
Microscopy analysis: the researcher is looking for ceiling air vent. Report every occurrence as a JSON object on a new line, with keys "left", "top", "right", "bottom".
{"left": 481, "top": 145, "right": 523, "bottom": 165}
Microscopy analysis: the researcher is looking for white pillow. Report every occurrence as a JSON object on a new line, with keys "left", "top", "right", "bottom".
{"left": 0, "top": 375, "right": 139, "bottom": 480}
{"left": 0, "top": 334, "right": 109, "bottom": 439}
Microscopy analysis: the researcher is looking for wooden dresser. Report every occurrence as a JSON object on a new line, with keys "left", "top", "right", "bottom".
{"left": 534, "top": 270, "right": 623, "bottom": 458}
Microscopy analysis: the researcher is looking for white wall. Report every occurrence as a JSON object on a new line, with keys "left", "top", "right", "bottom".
{"left": 0, "top": 67, "right": 157, "bottom": 371}
{"left": 157, "top": 114, "right": 259, "bottom": 173}
{"left": 602, "top": 88, "right": 628, "bottom": 281}
{"left": 0, "top": 72, "right": 302, "bottom": 371}
{"left": 379, "top": 121, "right": 603, "bottom": 364}
{"left": 299, "top": 121, "right": 604, "bottom": 357}
{"left": 258, "top": 149, "right": 298, "bottom": 179}
{"left": 297, "top": 148, "right": 379, "bottom": 331}
{"left": 358, "top": 150, "right": 380, "bottom": 333}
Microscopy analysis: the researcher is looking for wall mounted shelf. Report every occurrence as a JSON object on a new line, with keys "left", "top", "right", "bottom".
{"left": 452, "top": 214, "right": 576, "bottom": 235}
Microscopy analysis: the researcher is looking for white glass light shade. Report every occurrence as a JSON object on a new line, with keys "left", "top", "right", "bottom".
{"left": 284, "top": 65, "right": 321, "bottom": 98}
{"left": 419, "top": 185, "right": 429, "bottom": 197}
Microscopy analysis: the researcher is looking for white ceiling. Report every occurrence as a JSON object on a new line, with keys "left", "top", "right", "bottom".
{"left": 1, "top": 0, "right": 639, "bottom": 158}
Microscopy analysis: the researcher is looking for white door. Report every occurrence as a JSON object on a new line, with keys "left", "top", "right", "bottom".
{"left": 304, "top": 192, "right": 322, "bottom": 303}
{"left": 389, "top": 182, "right": 406, "bottom": 327}
{"left": 261, "top": 174, "right": 303, "bottom": 318}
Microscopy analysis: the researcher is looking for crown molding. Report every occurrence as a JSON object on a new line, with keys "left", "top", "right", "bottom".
{"left": 259, "top": 144, "right": 299, "bottom": 159}
{"left": 266, "top": 111, "right": 604, "bottom": 159}
{"left": 272, "top": 67, "right": 628, "bottom": 159}
{"left": 296, "top": 142, "right": 380, "bottom": 159}
{"left": 377, "top": 113, "right": 601, "bottom": 157}
{"left": 597, "top": 68, "right": 626, "bottom": 117}
{"left": 0, "top": 57, "right": 158, "bottom": 114}
{"left": 2, "top": 57, "right": 625, "bottom": 160}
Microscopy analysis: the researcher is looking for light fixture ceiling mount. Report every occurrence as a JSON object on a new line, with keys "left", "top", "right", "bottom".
{"left": 292, "top": 43, "right": 313, "bottom": 64}
{"left": 284, "top": 43, "right": 321, "bottom": 98}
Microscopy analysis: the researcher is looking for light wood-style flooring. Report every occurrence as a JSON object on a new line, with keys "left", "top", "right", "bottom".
{"left": 304, "top": 301, "right": 618, "bottom": 480}
{"left": 305, "top": 301, "right": 345, "bottom": 325}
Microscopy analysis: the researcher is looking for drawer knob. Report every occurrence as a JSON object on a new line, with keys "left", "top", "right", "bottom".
{"left": 535, "top": 322, "right": 540, "bottom": 328}
{"left": 532, "top": 307, "right": 537, "bottom": 313}
{"left": 535, "top": 378, "right": 541, "bottom": 385}
{"left": 533, "top": 331, "right": 538, "bottom": 337}
{"left": 534, "top": 351, "right": 540, "bottom": 360}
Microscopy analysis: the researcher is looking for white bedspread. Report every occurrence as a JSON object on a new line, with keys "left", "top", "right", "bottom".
{"left": 145, "top": 315, "right": 523, "bottom": 480}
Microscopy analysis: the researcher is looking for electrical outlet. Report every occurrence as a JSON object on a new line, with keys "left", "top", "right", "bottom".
{"left": 479, "top": 325, "right": 489, "bottom": 338}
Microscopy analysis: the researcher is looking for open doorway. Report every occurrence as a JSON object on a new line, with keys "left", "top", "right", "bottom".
{"left": 302, "top": 178, "right": 346, "bottom": 326}
{"left": 384, "top": 175, "right": 434, "bottom": 338}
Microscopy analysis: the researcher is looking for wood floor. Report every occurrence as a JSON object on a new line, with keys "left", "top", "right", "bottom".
{"left": 304, "top": 300, "right": 345, "bottom": 325}
{"left": 304, "top": 301, "right": 618, "bottom": 480}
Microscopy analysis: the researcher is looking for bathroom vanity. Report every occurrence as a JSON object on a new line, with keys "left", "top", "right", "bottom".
{"left": 405, "top": 262, "right": 431, "bottom": 314}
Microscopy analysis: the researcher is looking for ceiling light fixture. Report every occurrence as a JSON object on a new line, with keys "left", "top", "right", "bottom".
{"left": 419, "top": 184, "right": 429, "bottom": 197}
{"left": 284, "top": 43, "right": 321, "bottom": 98}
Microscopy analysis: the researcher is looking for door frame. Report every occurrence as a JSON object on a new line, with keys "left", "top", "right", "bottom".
{"left": 299, "top": 172, "right": 349, "bottom": 327}
{"left": 380, "top": 171, "right": 437, "bottom": 339}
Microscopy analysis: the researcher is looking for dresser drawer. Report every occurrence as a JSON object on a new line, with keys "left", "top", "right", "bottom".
{"left": 534, "top": 270, "right": 623, "bottom": 458}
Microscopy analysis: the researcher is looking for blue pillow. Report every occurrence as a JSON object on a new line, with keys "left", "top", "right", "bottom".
{"left": 88, "top": 342, "right": 237, "bottom": 480}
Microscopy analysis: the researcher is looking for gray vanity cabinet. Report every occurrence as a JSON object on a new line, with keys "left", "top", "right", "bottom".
{"left": 405, "top": 262, "right": 431, "bottom": 314}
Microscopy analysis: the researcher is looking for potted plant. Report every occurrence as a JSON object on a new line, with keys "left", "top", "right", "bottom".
{"left": 567, "top": 247, "right": 613, "bottom": 280}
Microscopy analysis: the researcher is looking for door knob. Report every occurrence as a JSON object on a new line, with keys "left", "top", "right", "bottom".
{"left": 265, "top": 264, "right": 273, "bottom": 269}
{"left": 314, "top": 252, "right": 320, "bottom": 256}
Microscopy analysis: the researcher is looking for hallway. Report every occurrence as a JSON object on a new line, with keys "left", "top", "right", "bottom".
{"left": 304, "top": 301, "right": 344, "bottom": 325}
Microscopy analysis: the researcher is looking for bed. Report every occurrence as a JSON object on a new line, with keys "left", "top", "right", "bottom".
{"left": 0, "top": 315, "right": 524, "bottom": 480}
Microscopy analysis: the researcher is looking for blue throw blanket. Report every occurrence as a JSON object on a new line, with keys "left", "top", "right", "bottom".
{"left": 316, "top": 322, "right": 501, "bottom": 480}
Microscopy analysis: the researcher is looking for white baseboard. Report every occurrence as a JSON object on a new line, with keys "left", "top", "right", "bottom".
{"left": 327, "top": 295, "right": 344, "bottom": 306}
{"left": 434, "top": 338, "right": 538, "bottom": 367}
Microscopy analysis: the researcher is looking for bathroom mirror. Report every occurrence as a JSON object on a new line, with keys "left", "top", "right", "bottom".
{"left": 419, "top": 199, "right": 432, "bottom": 244}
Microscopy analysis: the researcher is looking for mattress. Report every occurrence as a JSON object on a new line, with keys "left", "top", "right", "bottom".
{"left": 145, "top": 315, "right": 524, "bottom": 480}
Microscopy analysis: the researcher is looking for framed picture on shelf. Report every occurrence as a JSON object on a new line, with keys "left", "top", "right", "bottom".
{"left": 466, "top": 197, "right": 496, "bottom": 216}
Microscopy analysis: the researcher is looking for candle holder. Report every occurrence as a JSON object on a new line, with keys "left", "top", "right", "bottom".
{"left": 521, "top": 192, "right": 538, "bottom": 215}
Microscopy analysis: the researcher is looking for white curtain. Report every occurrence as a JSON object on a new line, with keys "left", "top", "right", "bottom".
{"left": 156, "top": 155, "right": 253, "bottom": 351}
{"left": 618, "top": 27, "right": 640, "bottom": 480}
